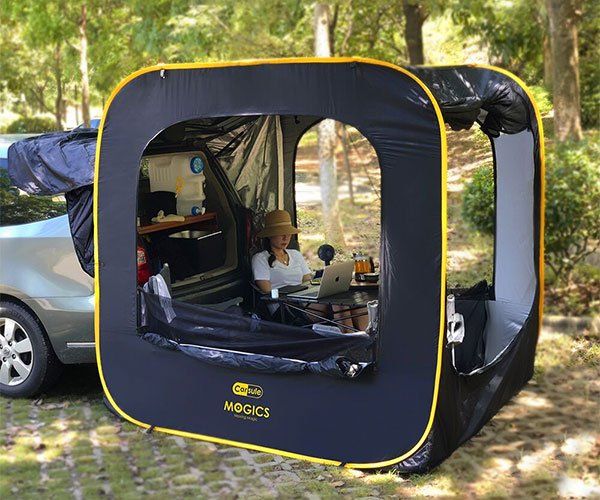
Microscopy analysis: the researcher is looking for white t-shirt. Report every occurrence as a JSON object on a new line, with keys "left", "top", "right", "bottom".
{"left": 252, "top": 249, "right": 311, "bottom": 289}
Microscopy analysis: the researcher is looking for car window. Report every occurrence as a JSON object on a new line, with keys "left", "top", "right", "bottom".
{"left": 0, "top": 169, "right": 67, "bottom": 227}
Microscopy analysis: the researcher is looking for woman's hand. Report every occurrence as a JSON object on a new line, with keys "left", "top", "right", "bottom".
{"left": 302, "top": 273, "right": 312, "bottom": 283}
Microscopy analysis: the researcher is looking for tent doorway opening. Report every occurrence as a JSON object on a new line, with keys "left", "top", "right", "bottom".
{"left": 135, "top": 114, "right": 381, "bottom": 378}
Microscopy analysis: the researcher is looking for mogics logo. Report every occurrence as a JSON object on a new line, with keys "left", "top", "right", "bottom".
{"left": 223, "top": 401, "right": 270, "bottom": 420}
{"left": 232, "top": 382, "right": 263, "bottom": 399}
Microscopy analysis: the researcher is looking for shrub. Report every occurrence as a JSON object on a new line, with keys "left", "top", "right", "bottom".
{"left": 4, "top": 116, "right": 59, "bottom": 134}
{"left": 462, "top": 162, "right": 495, "bottom": 235}
{"left": 462, "top": 134, "right": 600, "bottom": 286}
{"left": 545, "top": 136, "right": 600, "bottom": 284}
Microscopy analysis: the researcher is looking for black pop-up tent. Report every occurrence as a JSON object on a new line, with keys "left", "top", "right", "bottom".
{"left": 8, "top": 58, "right": 544, "bottom": 471}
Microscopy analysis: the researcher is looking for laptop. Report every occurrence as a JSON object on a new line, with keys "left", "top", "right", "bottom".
{"left": 287, "top": 261, "right": 354, "bottom": 301}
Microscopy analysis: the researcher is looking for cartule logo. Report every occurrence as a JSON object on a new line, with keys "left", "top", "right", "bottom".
{"left": 232, "top": 382, "right": 263, "bottom": 399}
{"left": 225, "top": 382, "right": 270, "bottom": 421}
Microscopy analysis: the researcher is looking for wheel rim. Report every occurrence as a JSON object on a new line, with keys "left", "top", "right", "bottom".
{"left": 0, "top": 318, "right": 34, "bottom": 386}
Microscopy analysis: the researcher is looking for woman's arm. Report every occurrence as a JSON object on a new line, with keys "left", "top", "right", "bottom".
{"left": 255, "top": 280, "right": 272, "bottom": 293}
{"left": 252, "top": 252, "right": 272, "bottom": 293}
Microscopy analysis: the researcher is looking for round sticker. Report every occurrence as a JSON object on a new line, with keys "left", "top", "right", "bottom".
{"left": 190, "top": 156, "right": 205, "bottom": 174}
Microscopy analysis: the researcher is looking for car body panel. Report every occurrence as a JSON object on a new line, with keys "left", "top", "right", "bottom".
{"left": 0, "top": 184, "right": 95, "bottom": 364}
{"left": 0, "top": 215, "right": 94, "bottom": 297}
{"left": 22, "top": 296, "right": 95, "bottom": 363}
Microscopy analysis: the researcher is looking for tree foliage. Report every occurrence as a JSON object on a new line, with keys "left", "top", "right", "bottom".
{"left": 579, "top": 0, "right": 599, "bottom": 128}
{"left": 1, "top": 1, "right": 597, "bottom": 136}
{"left": 450, "top": 0, "right": 545, "bottom": 83}
{"left": 3, "top": 116, "right": 59, "bottom": 134}
{"left": 462, "top": 162, "right": 495, "bottom": 236}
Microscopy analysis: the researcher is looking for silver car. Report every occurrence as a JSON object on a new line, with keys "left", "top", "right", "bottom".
{"left": 0, "top": 135, "right": 95, "bottom": 397}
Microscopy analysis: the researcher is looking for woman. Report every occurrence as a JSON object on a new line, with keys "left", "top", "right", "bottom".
{"left": 251, "top": 209, "right": 311, "bottom": 294}
{"left": 252, "top": 210, "right": 362, "bottom": 331}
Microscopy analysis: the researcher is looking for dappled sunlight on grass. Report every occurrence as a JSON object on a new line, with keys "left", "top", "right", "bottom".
{"left": 1, "top": 326, "right": 598, "bottom": 497}
{"left": 412, "top": 476, "right": 457, "bottom": 497}
{"left": 517, "top": 443, "right": 558, "bottom": 473}
{"left": 561, "top": 434, "right": 596, "bottom": 457}
{"left": 518, "top": 391, "right": 552, "bottom": 409}
{"left": 558, "top": 475, "right": 600, "bottom": 498}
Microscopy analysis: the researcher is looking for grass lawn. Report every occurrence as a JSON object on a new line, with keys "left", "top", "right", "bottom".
{"left": 1, "top": 325, "right": 597, "bottom": 497}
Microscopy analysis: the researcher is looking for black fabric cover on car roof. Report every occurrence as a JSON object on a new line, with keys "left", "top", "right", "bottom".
{"left": 7, "top": 129, "right": 97, "bottom": 276}
{"left": 7, "top": 129, "right": 97, "bottom": 195}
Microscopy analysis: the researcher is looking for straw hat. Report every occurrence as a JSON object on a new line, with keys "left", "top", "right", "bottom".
{"left": 257, "top": 210, "right": 300, "bottom": 238}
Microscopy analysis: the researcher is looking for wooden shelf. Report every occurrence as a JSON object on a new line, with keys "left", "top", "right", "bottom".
{"left": 137, "top": 212, "right": 218, "bottom": 235}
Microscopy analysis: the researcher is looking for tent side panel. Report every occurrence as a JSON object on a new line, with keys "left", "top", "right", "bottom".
{"left": 395, "top": 66, "right": 544, "bottom": 472}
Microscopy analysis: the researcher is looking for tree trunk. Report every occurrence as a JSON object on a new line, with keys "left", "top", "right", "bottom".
{"left": 328, "top": 3, "right": 339, "bottom": 55}
{"left": 340, "top": 125, "right": 355, "bottom": 205}
{"left": 79, "top": 3, "right": 91, "bottom": 127}
{"left": 53, "top": 44, "right": 64, "bottom": 130}
{"left": 546, "top": 0, "right": 583, "bottom": 142}
{"left": 402, "top": 0, "right": 427, "bottom": 65}
{"left": 543, "top": 34, "right": 552, "bottom": 91}
{"left": 74, "top": 86, "right": 80, "bottom": 125}
{"left": 314, "top": 3, "right": 345, "bottom": 247}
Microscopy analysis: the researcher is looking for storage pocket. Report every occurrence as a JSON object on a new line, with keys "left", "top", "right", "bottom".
{"left": 452, "top": 299, "right": 487, "bottom": 373}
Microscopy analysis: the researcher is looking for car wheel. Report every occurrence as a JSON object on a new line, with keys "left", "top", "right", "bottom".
{"left": 0, "top": 301, "right": 63, "bottom": 398}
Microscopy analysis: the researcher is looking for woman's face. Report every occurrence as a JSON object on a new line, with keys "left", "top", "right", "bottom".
{"left": 270, "top": 234, "right": 291, "bottom": 250}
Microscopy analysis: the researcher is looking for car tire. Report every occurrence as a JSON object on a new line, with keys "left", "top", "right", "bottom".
{"left": 0, "top": 301, "right": 63, "bottom": 398}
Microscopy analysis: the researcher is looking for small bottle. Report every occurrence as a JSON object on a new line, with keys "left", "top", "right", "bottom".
{"left": 271, "top": 288, "right": 279, "bottom": 299}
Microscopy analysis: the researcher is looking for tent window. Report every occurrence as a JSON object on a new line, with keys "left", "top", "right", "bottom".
{"left": 135, "top": 115, "right": 381, "bottom": 302}
{"left": 447, "top": 127, "right": 536, "bottom": 375}
{"left": 295, "top": 121, "right": 381, "bottom": 272}
{"left": 133, "top": 115, "right": 380, "bottom": 376}
{"left": 446, "top": 127, "right": 495, "bottom": 292}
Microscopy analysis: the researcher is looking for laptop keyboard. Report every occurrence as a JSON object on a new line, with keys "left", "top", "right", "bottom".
{"left": 289, "top": 287, "right": 319, "bottom": 298}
